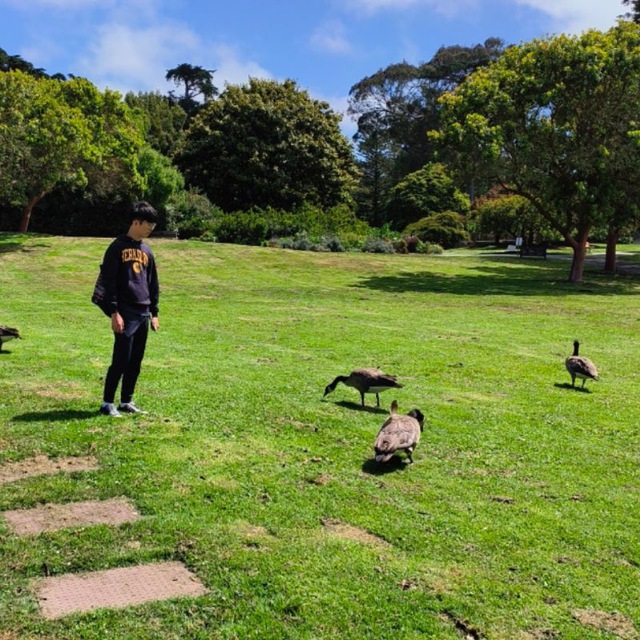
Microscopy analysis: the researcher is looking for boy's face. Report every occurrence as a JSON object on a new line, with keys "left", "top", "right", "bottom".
{"left": 129, "top": 218, "right": 156, "bottom": 239}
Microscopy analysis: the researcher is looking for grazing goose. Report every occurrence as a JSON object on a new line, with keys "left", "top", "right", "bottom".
{"left": 374, "top": 400, "right": 425, "bottom": 464}
{"left": 0, "top": 325, "right": 21, "bottom": 352}
{"left": 323, "top": 367, "right": 403, "bottom": 407}
{"left": 565, "top": 340, "right": 599, "bottom": 388}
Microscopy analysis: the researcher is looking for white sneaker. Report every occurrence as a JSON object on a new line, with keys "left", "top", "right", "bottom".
{"left": 117, "top": 402, "right": 148, "bottom": 415}
{"left": 99, "top": 402, "right": 122, "bottom": 418}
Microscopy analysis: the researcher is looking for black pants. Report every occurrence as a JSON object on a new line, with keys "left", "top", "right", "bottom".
{"left": 103, "top": 315, "right": 149, "bottom": 404}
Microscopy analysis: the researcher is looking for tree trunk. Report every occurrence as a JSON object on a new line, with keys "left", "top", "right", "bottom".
{"left": 567, "top": 227, "right": 590, "bottom": 283}
{"left": 18, "top": 194, "right": 44, "bottom": 233}
{"left": 604, "top": 226, "right": 618, "bottom": 274}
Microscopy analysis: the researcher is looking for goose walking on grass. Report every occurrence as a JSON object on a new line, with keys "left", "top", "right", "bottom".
{"left": 374, "top": 400, "right": 425, "bottom": 464}
{"left": 565, "top": 340, "right": 599, "bottom": 388}
{"left": 323, "top": 368, "right": 403, "bottom": 407}
{"left": 0, "top": 325, "right": 21, "bottom": 352}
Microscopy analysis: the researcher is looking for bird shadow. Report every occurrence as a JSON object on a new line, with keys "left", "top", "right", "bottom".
{"left": 329, "top": 400, "right": 388, "bottom": 415}
{"left": 554, "top": 382, "right": 592, "bottom": 393}
{"left": 361, "top": 456, "right": 410, "bottom": 475}
{"left": 12, "top": 410, "right": 99, "bottom": 422}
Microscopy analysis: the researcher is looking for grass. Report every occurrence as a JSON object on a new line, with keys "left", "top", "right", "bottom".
{"left": 1, "top": 232, "right": 639, "bottom": 639}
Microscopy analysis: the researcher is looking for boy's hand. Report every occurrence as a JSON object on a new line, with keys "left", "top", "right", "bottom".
{"left": 111, "top": 312, "right": 124, "bottom": 334}
{"left": 151, "top": 317, "right": 160, "bottom": 332}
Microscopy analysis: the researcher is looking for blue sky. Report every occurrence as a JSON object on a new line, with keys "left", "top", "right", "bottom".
{"left": 0, "top": 0, "right": 628, "bottom": 136}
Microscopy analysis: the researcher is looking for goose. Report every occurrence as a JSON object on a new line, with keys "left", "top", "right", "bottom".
{"left": 565, "top": 340, "right": 599, "bottom": 388}
{"left": 323, "top": 368, "right": 403, "bottom": 407}
{"left": 374, "top": 400, "right": 425, "bottom": 464}
{"left": 0, "top": 325, "right": 21, "bottom": 352}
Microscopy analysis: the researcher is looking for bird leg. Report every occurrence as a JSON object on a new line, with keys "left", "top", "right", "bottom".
{"left": 376, "top": 393, "right": 380, "bottom": 407}
{"left": 360, "top": 391, "right": 365, "bottom": 407}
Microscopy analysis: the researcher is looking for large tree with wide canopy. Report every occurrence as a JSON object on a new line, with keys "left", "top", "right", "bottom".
{"left": 434, "top": 22, "right": 640, "bottom": 282}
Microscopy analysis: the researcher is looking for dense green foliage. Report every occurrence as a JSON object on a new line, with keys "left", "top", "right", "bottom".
{"left": 435, "top": 22, "right": 640, "bottom": 281}
{"left": 124, "top": 92, "right": 187, "bottom": 157}
{"left": 1, "top": 234, "right": 639, "bottom": 638}
{"left": 176, "top": 79, "right": 359, "bottom": 213}
{"left": 470, "top": 189, "right": 556, "bottom": 245}
{"left": 349, "top": 39, "right": 505, "bottom": 224}
{"left": 0, "top": 70, "right": 143, "bottom": 233}
{"left": 385, "top": 162, "right": 469, "bottom": 231}
{"left": 137, "top": 146, "right": 185, "bottom": 215}
{"left": 403, "top": 211, "right": 469, "bottom": 248}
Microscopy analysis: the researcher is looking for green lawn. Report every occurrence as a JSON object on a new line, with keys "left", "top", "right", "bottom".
{"left": 1, "top": 233, "right": 639, "bottom": 639}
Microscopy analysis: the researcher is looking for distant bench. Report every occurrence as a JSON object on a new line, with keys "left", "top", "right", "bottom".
{"left": 519, "top": 244, "right": 547, "bottom": 259}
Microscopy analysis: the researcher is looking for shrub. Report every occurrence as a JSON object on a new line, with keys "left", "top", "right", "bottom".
{"left": 362, "top": 237, "right": 395, "bottom": 253}
{"left": 392, "top": 238, "right": 408, "bottom": 254}
{"left": 319, "top": 235, "right": 345, "bottom": 252}
{"left": 416, "top": 241, "right": 444, "bottom": 254}
{"left": 404, "top": 211, "right": 469, "bottom": 249}
{"left": 165, "top": 190, "right": 221, "bottom": 239}
{"left": 212, "top": 212, "right": 269, "bottom": 245}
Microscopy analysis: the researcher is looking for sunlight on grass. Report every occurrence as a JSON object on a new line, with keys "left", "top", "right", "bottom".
{"left": 0, "top": 234, "right": 639, "bottom": 639}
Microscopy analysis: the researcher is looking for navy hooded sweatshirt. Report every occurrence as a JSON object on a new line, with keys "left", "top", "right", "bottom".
{"left": 101, "top": 234, "right": 159, "bottom": 317}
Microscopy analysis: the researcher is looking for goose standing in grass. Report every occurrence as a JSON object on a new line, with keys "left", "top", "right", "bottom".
{"left": 0, "top": 325, "right": 21, "bottom": 352}
{"left": 565, "top": 340, "right": 599, "bottom": 388}
{"left": 323, "top": 367, "right": 403, "bottom": 407}
{"left": 374, "top": 400, "right": 425, "bottom": 464}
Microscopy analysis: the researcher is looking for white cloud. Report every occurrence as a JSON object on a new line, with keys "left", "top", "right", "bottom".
{"left": 340, "top": 0, "right": 476, "bottom": 18}
{"left": 206, "top": 43, "right": 273, "bottom": 89}
{"left": 66, "top": 16, "right": 273, "bottom": 97}
{"left": 78, "top": 22, "right": 199, "bottom": 94}
{"left": 309, "top": 20, "right": 353, "bottom": 55}
{"left": 342, "top": 0, "right": 623, "bottom": 33}
{"left": 511, "top": 0, "right": 623, "bottom": 34}
{"left": 2, "top": 0, "right": 107, "bottom": 6}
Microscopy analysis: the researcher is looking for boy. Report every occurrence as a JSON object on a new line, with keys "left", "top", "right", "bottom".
{"left": 99, "top": 201, "right": 160, "bottom": 417}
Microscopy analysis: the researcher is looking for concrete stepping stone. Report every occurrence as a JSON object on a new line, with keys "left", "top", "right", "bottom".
{"left": 32, "top": 561, "right": 208, "bottom": 619}
{"left": 0, "top": 455, "right": 99, "bottom": 484}
{"left": 2, "top": 497, "right": 140, "bottom": 536}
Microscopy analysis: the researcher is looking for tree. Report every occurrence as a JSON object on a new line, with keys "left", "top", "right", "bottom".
{"left": 165, "top": 63, "right": 217, "bottom": 116}
{"left": 348, "top": 39, "right": 506, "bottom": 223}
{"left": 470, "top": 189, "right": 553, "bottom": 245}
{"left": 384, "top": 162, "right": 469, "bottom": 231}
{"left": 175, "top": 78, "right": 359, "bottom": 212}
{"left": 137, "top": 146, "right": 185, "bottom": 213}
{"left": 404, "top": 211, "right": 469, "bottom": 248}
{"left": 0, "top": 71, "right": 143, "bottom": 232}
{"left": 434, "top": 22, "right": 640, "bottom": 282}
{"left": 125, "top": 91, "right": 187, "bottom": 157}
{"left": 622, "top": 0, "right": 640, "bottom": 23}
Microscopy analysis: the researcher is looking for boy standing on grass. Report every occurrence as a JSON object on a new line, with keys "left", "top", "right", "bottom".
{"left": 99, "top": 201, "right": 160, "bottom": 418}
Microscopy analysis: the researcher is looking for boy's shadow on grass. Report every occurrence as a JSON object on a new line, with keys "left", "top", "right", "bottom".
{"left": 361, "top": 456, "right": 409, "bottom": 475}
{"left": 12, "top": 410, "right": 99, "bottom": 422}
{"left": 329, "top": 400, "right": 388, "bottom": 415}
{"left": 554, "top": 382, "right": 592, "bottom": 393}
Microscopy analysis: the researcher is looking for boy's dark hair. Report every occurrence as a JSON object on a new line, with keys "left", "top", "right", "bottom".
{"left": 130, "top": 201, "right": 158, "bottom": 224}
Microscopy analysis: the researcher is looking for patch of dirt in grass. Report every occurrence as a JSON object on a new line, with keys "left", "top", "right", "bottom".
{"left": 3, "top": 497, "right": 140, "bottom": 536}
{"left": 32, "top": 561, "right": 208, "bottom": 619}
{"left": 321, "top": 517, "right": 390, "bottom": 547}
{"left": 573, "top": 609, "right": 638, "bottom": 639}
{"left": 0, "top": 455, "right": 99, "bottom": 484}
{"left": 518, "top": 629, "right": 560, "bottom": 639}
{"left": 229, "top": 520, "right": 276, "bottom": 551}
{"left": 307, "top": 473, "right": 331, "bottom": 485}
{"left": 32, "top": 385, "right": 87, "bottom": 401}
